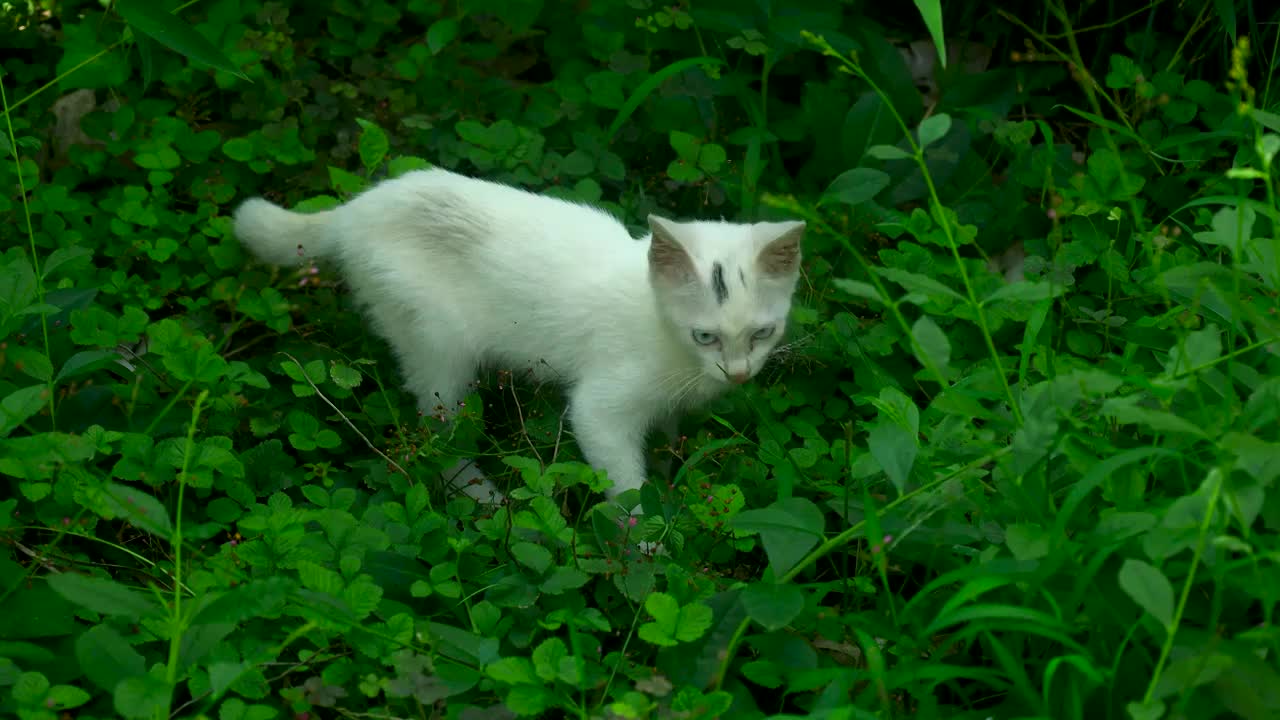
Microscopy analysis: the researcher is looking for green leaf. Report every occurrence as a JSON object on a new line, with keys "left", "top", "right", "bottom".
{"left": 486, "top": 657, "right": 537, "bottom": 685}
{"left": 541, "top": 566, "right": 589, "bottom": 595}
{"left": 917, "top": 113, "right": 952, "bottom": 148}
{"left": 731, "top": 497, "right": 825, "bottom": 577}
{"left": 832, "top": 278, "right": 885, "bottom": 304}
{"left": 1100, "top": 397, "right": 1209, "bottom": 438}
{"left": 355, "top": 118, "right": 390, "bottom": 172}
{"left": 669, "top": 130, "right": 700, "bottom": 162}
{"left": 868, "top": 388, "right": 920, "bottom": 494}
{"left": 874, "top": 266, "right": 965, "bottom": 303}
{"left": 328, "top": 165, "right": 366, "bottom": 195}
{"left": 1, "top": 385, "right": 49, "bottom": 438}
{"left": 741, "top": 582, "right": 804, "bottom": 631}
{"left": 8, "top": 345, "right": 53, "bottom": 382}
{"left": 41, "top": 246, "right": 93, "bottom": 280}
{"left": 866, "top": 143, "right": 913, "bottom": 160}
{"left": 45, "top": 684, "right": 91, "bottom": 710}
{"left": 1118, "top": 558, "right": 1175, "bottom": 632}
{"left": 912, "top": 0, "right": 947, "bottom": 70}
{"left": 115, "top": 0, "right": 247, "bottom": 79}
{"left": 510, "top": 542, "right": 553, "bottom": 575}
{"left": 112, "top": 671, "right": 171, "bottom": 719}
{"left": 76, "top": 624, "right": 146, "bottom": 692}
{"left": 222, "top": 137, "right": 254, "bottom": 162}
{"left": 910, "top": 315, "right": 950, "bottom": 379}
{"left": 1163, "top": 324, "right": 1222, "bottom": 376}
{"left": 697, "top": 142, "right": 727, "bottom": 173}
{"left": 638, "top": 592, "right": 714, "bottom": 646}
{"left": 328, "top": 361, "right": 362, "bottom": 389}
{"left": 983, "top": 281, "right": 1069, "bottom": 305}
{"left": 47, "top": 573, "right": 162, "bottom": 618}
{"left": 56, "top": 349, "right": 120, "bottom": 383}
{"left": 90, "top": 482, "right": 174, "bottom": 538}
{"left": 1005, "top": 524, "right": 1051, "bottom": 561}
{"left": 606, "top": 57, "right": 726, "bottom": 142}
{"left": 426, "top": 18, "right": 458, "bottom": 54}
{"left": 821, "top": 167, "right": 890, "bottom": 207}
{"left": 12, "top": 672, "right": 49, "bottom": 703}
{"left": 531, "top": 638, "right": 568, "bottom": 682}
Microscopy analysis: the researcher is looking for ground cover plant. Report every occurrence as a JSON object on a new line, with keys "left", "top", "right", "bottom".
{"left": 2, "top": 0, "right": 1279, "bottom": 718}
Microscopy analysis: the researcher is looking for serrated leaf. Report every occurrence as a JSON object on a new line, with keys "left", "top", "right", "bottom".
{"left": 355, "top": 118, "right": 390, "bottom": 172}
{"left": 983, "top": 281, "right": 1068, "bottom": 305}
{"left": 910, "top": 315, "right": 950, "bottom": 378}
{"left": 1118, "top": 558, "right": 1174, "bottom": 632}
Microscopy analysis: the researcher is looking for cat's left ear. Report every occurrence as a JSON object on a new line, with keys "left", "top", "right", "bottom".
{"left": 756, "top": 221, "right": 805, "bottom": 276}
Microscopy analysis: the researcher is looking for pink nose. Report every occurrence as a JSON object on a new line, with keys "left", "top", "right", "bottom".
{"left": 729, "top": 372, "right": 750, "bottom": 384}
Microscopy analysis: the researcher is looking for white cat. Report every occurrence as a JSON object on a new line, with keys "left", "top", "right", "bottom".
{"left": 233, "top": 168, "right": 803, "bottom": 512}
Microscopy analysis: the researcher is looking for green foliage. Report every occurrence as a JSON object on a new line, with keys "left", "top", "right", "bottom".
{"left": 1, "top": 0, "right": 1279, "bottom": 718}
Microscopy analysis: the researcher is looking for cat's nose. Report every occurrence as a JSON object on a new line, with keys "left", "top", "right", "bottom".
{"left": 729, "top": 371, "right": 750, "bottom": 384}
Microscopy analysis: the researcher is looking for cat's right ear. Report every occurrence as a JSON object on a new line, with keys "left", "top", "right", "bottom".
{"left": 648, "top": 215, "right": 696, "bottom": 285}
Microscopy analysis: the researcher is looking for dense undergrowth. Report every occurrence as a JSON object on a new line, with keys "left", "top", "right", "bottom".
{"left": 2, "top": 1, "right": 1279, "bottom": 718}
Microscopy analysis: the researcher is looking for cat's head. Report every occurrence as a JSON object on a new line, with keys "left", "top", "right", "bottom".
{"left": 647, "top": 215, "right": 804, "bottom": 386}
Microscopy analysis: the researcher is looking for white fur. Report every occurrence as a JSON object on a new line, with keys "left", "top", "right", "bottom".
{"left": 233, "top": 169, "right": 803, "bottom": 508}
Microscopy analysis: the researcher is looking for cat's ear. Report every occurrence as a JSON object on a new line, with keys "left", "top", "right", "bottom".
{"left": 756, "top": 221, "right": 805, "bottom": 276}
{"left": 648, "top": 215, "right": 696, "bottom": 285}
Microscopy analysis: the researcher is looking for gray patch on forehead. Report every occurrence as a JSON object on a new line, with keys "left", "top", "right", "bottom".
{"left": 710, "top": 262, "right": 729, "bottom": 304}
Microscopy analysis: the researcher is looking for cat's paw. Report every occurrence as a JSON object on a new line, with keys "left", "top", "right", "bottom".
{"left": 442, "top": 459, "right": 506, "bottom": 505}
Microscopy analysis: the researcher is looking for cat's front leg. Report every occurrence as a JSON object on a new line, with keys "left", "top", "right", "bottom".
{"left": 567, "top": 386, "right": 650, "bottom": 509}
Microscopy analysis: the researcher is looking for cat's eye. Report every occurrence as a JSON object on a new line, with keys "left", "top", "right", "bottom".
{"left": 691, "top": 330, "right": 720, "bottom": 346}
{"left": 752, "top": 326, "right": 775, "bottom": 341}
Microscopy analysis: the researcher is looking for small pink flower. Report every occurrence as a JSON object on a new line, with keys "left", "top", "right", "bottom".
{"left": 1046, "top": 208, "right": 1058, "bottom": 219}
{"left": 62, "top": 517, "right": 71, "bottom": 526}
{"left": 628, "top": 516, "right": 638, "bottom": 527}
{"left": 883, "top": 534, "right": 892, "bottom": 544}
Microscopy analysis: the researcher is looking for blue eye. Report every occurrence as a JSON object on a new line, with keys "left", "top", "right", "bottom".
{"left": 752, "top": 326, "right": 775, "bottom": 340}
{"left": 691, "top": 330, "right": 720, "bottom": 346}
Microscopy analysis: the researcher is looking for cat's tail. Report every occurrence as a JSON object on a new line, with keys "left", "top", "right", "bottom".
{"left": 233, "top": 198, "right": 336, "bottom": 266}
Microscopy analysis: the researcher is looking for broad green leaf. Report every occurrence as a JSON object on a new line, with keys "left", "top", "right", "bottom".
{"left": 112, "top": 671, "right": 171, "bottom": 719}
{"left": 355, "top": 118, "right": 390, "bottom": 172}
{"left": 76, "top": 624, "right": 146, "bottom": 692}
{"left": 486, "top": 657, "right": 538, "bottom": 685}
{"left": 917, "top": 113, "right": 951, "bottom": 148}
{"left": 821, "top": 167, "right": 890, "bottom": 207}
{"left": 8, "top": 345, "right": 53, "bottom": 382}
{"left": 741, "top": 582, "right": 804, "bottom": 631}
{"left": 832, "top": 278, "right": 885, "bottom": 304}
{"left": 1, "top": 385, "right": 48, "bottom": 438}
{"left": 1118, "top": 558, "right": 1175, "bottom": 632}
{"left": 868, "top": 388, "right": 920, "bottom": 495}
{"left": 85, "top": 482, "right": 173, "bottom": 538}
{"left": 426, "top": 18, "right": 458, "bottom": 54}
{"left": 47, "top": 573, "right": 162, "bottom": 618}
{"left": 731, "top": 497, "right": 825, "bottom": 578}
{"left": 910, "top": 315, "right": 950, "bottom": 379}
{"left": 1005, "top": 524, "right": 1051, "bottom": 561}
{"left": 1163, "top": 324, "right": 1222, "bottom": 376}
{"left": 115, "top": 0, "right": 247, "bottom": 79}
{"left": 510, "top": 542, "right": 553, "bottom": 575}
{"left": 56, "top": 349, "right": 120, "bottom": 383}
{"left": 531, "top": 638, "right": 568, "bottom": 682}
